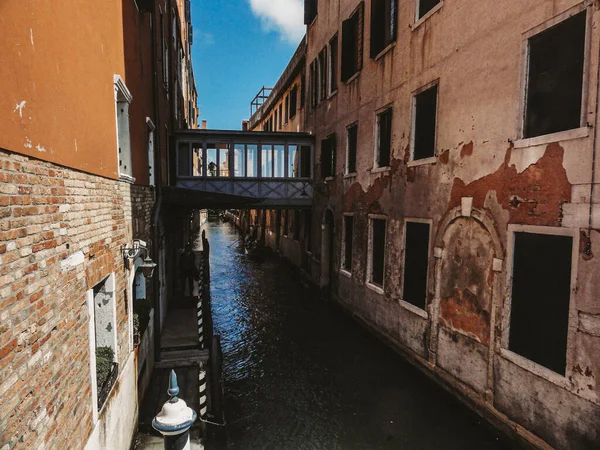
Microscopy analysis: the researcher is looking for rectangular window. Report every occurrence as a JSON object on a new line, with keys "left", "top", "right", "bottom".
{"left": 341, "top": 2, "right": 364, "bottom": 82}
{"left": 234, "top": 144, "right": 245, "bottom": 177}
{"left": 370, "top": 0, "right": 397, "bottom": 57}
{"left": 376, "top": 108, "right": 392, "bottom": 167}
{"left": 412, "top": 83, "right": 438, "bottom": 161}
{"left": 178, "top": 142, "right": 190, "bottom": 176}
{"left": 524, "top": 11, "right": 586, "bottom": 139}
{"left": 261, "top": 144, "right": 273, "bottom": 177}
{"left": 342, "top": 215, "right": 354, "bottom": 271}
{"left": 321, "top": 134, "right": 336, "bottom": 178}
{"left": 300, "top": 73, "right": 306, "bottom": 109}
{"left": 192, "top": 142, "right": 202, "bottom": 176}
{"left": 300, "top": 145, "right": 312, "bottom": 178}
{"left": 416, "top": 0, "right": 440, "bottom": 20}
{"left": 329, "top": 35, "right": 338, "bottom": 94}
{"left": 309, "top": 60, "right": 318, "bottom": 109}
{"left": 275, "top": 108, "right": 279, "bottom": 131}
{"left": 290, "top": 85, "right": 298, "bottom": 119}
{"left": 247, "top": 144, "right": 258, "bottom": 177}
{"left": 147, "top": 119, "right": 155, "bottom": 185}
{"left": 346, "top": 123, "right": 358, "bottom": 174}
{"left": 115, "top": 76, "right": 133, "bottom": 181}
{"left": 284, "top": 95, "right": 289, "bottom": 124}
{"left": 278, "top": 103, "right": 283, "bottom": 129}
{"left": 369, "top": 218, "right": 386, "bottom": 287}
{"left": 509, "top": 232, "right": 573, "bottom": 375}
{"left": 402, "top": 221, "right": 430, "bottom": 309}
{"left": 274, "top": 145, "right": 285, "bottom": 177}
{"left": 304, "top": 0, "right": 318, "bottom": 25}
{"left": 318, "top": 46, "right": 328, "bottom": 102}
{"left": 91, "top": 275, "right": 118, "bottom": 411}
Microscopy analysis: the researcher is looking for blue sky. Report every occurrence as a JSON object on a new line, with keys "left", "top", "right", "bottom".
{"left": 191, "top": 0, "right": 304, "bottom": 130}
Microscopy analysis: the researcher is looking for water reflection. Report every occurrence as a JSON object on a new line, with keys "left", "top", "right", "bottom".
{"left": 206, "top": 220, "right": 516, "bottom": 450}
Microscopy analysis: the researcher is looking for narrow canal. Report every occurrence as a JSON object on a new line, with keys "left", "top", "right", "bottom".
{"left": 205, "top": 219, "right": 517, "bottom": 450}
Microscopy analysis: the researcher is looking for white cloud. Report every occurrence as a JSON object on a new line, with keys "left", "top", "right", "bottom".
{"left": 248, "top": 0, "right": 305, "bottom": 44}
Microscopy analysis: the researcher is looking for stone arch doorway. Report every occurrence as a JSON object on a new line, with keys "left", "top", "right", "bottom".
{"left": 321, "top": 209, "right": 335, "bottom": 298}
{"left": 430, "top": 205, "right": 503, "bottom": 397}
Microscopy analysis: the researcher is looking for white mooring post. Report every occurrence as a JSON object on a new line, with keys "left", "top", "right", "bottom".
{"left": 152, "top": 370, "right": 197, "bottom": 450}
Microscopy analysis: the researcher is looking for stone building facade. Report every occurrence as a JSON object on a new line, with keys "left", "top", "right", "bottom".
{"left": 249, "top": 0, "right": 600, "bottom": 447}
{"left": 0, "top": 1, "right": 197, "bottom": 449}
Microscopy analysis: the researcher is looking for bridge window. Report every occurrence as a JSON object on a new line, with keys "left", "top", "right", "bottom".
{"left": 289, "top": 145, "right": 298, "bottom": 177}
{"left": 192, "top": 142, "right": 202, "bottom": 176}
{"left": 261, "top": 144, "right": 273, "bottom": 177}
{"left": 206, "top": 143, "right": 230, "bottom": 177}
{"left": 274, "top": 145, "right": 285, "bottom": 177}
{"left": 234, "top": 144, "right": 245, "bottom": 177}
{"left": 300, "top": 145, "right": 311, "bottom": 178}
{"left": 247, "top": 144, "right": 258, "bottom": 177}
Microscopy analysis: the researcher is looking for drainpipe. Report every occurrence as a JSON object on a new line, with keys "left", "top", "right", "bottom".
{"left": 150, "top": 1, "right": 165, "bottom": 362}
{"left": 585, "top": 39, "right": 600, "bottom": 256}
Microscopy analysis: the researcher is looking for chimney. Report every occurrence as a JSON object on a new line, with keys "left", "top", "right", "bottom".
{"left": 201, "top": 120, "right": 207, "bottom": 130}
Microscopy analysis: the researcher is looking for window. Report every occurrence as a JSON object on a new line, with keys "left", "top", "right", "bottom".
{"left": 346, "top": 122, "right": 358, "bottom": 174}
{"left": 402, "top": 221, "right": 430, "bottom": 309}
{"left": 412, "top": 83, "right": 438, "bottom": 161}
{"left": 318, "top": 46, "right": 328, "bottom": 103}
{"left": 329, "top": 35, "right": 338, "bottom": 94}
{"left": 300, "top": 74, "right": 306, "bottom": 109}
{"left": 146, "top": 118, "right": 155, "bottom": 186}
{"left": 89, "top": 275, "right": 118, "bottom": 412}
{"left": 368, "top": 217, "right": 386, "bottom": 288}
{"left": 114, "top": 75, "right": 133, "bottom": 182}
{"left": 309, "top": 60, "right": 318, "bottom": 109}
{"left": 161, "top": 13, "right": 169, "bottom": 91}
{"left": 304, "top": 0, "right": 318, "bottom": 25}
{"left": 321, "top": 134, "right": 336, "bottom": 178}
{"left": 509, "top": 231, "right": 573, "bottom": 375}
{"left": 275, "top": 108, "right": 279, "bottom": 131}
{"left": 284, "top": 95, "right": 289, "bottom": 124}
{"left": 342, "top": 215, "right": 354, "bottom": 271}
{"left": 375, "top": 108, "right": 392, "bottom": 168}
{"left": 524, "top": 11, "right": 586, "bottom": 139}
{"left": 416, "top": 0, "right": 440, "bottom": 20}
{"left": 290, "top": 85, "right": 298, "bottom": 119}
{"left": 370, "top": 0, "right": 397, "bottom": 57}
{"left": 278, "top": 103, "right": 283, "bottom": 129}
{"left": 341, "top": 2, "right": 364, "bottom": 82}
{"left": 300, "top": 145, "right": 312, "bottom": 178}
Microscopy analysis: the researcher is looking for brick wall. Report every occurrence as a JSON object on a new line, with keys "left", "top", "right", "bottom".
{"left": 0, "top": 149, "right": 155, "bottom": 449}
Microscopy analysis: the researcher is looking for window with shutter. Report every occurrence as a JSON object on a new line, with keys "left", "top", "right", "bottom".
{"left": 370, "top": 0, "right": 397, "bottom": 57}
{"left": 341, "top": 2, "right": 364, "bottom": 82}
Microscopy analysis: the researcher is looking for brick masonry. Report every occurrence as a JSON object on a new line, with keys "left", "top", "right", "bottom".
{"left": 0, "top": 149, "right": 154, "bottom": 449}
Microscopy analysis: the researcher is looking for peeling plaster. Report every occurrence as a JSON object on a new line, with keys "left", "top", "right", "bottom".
{"left": 35, "top": 144, "right": 47, "bottom": 153}
{"left": 24, "top": 137, "right": 32, "bottom": 149}
{"left": 14, "top": 101, "right": 26, "bottom": 117}
{"left": 30, "top": 28, "right": 34, "bottom": 48}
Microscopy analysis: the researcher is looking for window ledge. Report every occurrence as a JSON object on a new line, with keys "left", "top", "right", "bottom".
{"left": 344, "top": 71, "right": 360, "bottom": 85}
{"left": 370, "top": 166, "right": 391, "bottom": 174}
{"left": 513, "top": 126, "right": 590, "bottom": 149}
{"left": 340, "top": 269, "right": 352, "bottom": 278}
{"left": 398, "top": 299, "right": 428, "bottom": 319}
{"left": 374, "top": 42, "right": 396, "bottom": 61}
{"left": 500, "top": 348, "right": 572, "bottom": 390}
{"left": 119, "top": 174, "right": 136, "bottom": 184}
{"left": 328, "top": 90, "right": 338, "bottom": 100}
{"left": 413, "top": 2, "right": 444, "bottom": 31}
{"left": 344, "top": 172, "right": 357, "bottom": 179}
{"left": 366, "top": 282, "right": 384, "bottom": 295}
{"left": 407, "top": 156, "right": 437, "bottom": 167}
{"left": 324, "top": 176, "right": 336, "bottom": 182}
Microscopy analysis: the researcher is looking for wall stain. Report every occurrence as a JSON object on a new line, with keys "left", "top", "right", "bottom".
{"left": 460, "top": 141, "right": 474, "bottom": 159}
{"left": 440, "top": 288, "right": 491, "bottom": 346}
{"left": 448, "top": 143, "right": 571, "bottom": 226}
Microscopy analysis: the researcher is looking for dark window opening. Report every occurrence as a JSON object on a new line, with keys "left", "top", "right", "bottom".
{"left": 509, "top": 232, "right": 572, "bottom": 375}
{"left": 371, "top": 218, "right": 386, "bottom": 287}
{"left": 310, "top": 60, "right": 318, "bottom": 109}
{"left": 343, "top": 215, "right": 354, "bottom": 270}
{"left": 377, "top": 108, "right": 392, "bottom": 167}
{"left": 329, "top": 35, "right": 338, "bottom": 93}
{"left": 278, "top": 103, "right": 283, "bottom": 130}
{"left": 300, "top": 145, "right": 312, "bottom": 178}
{"left": 413, "top": 84, "right": 437, "bottom": 160}
{"left": 318, "top": 47, "right": 328, "bottom": 103}
{"left": 417, "top": 0, "right": 440, "bottom": 20}
{"left": 341, "top": 2, "right": 364, "bottom": 82}
{"left": 321, "top": 135, "right": 336, "bottom": 178}
{"left": 300, "top": 73, "right": 306, "bottom": 109}
{"left": 290, "top": 85, "right": 298, "bottom": 119}
{"left": 403, "top": 222, "right": 430, "bottom": 309}
{"left": 284, "top": 95, "right": 289, "bottom": 124}
{"left": 524, "top": 11, "right": 586, "bottom": 138}
{"left": 370, "top": 0, "right": 397, "bottom": 57}
{"left": 347, "top": 123, "right": 358, "bottom": 173}
{"left": 304, "top": 0, "right": 318, "bottom": 25}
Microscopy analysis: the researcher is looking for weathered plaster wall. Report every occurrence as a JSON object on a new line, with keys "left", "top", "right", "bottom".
{"left": 300, "top": 0, "right": 600, "bottom": 447}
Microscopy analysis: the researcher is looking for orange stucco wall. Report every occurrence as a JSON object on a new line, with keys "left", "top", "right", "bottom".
{"left": 0, "top": 0, "right": 126, "bottom": 179}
